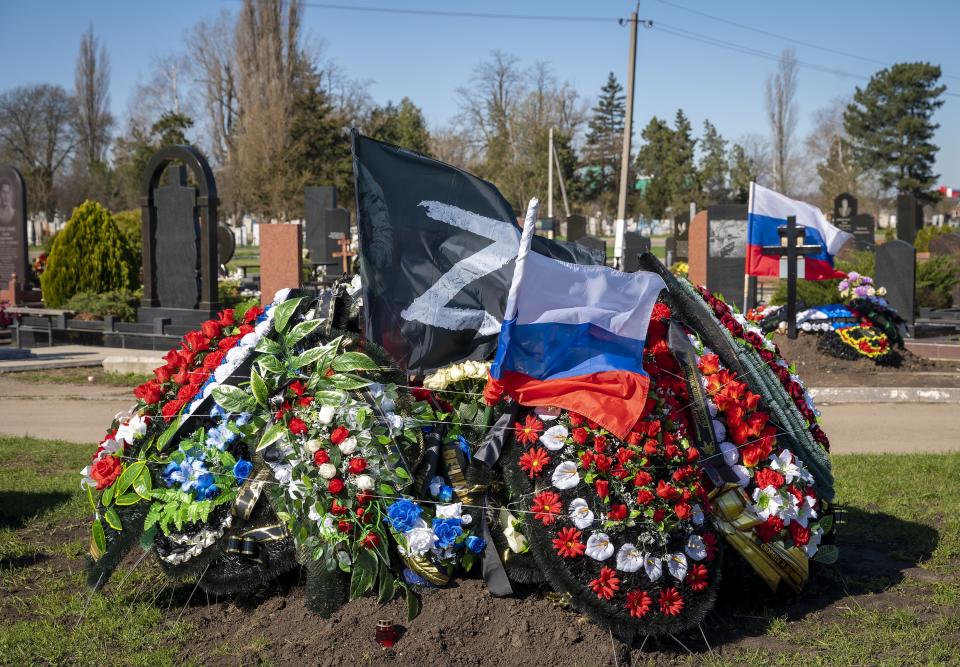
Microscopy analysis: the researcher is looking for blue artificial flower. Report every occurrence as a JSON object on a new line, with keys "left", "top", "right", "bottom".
{"left": 209, "top": 404, "right": 226, "bottom": 420}
{"left": 457, "top": 435, "right": 472, "bottom": 462}
{"left": 386, "top": 499, "right": 423, "bottom": 533}
{"left": 428, "top": 475, "right": 445, "bottom": 498}
{"left": 162, "top": 457, "right": 208, "bottom": 493}
{"left": 233, "top": 459, "right": 253, "bottom": 486}
{"left": 421, "top": 425, "right": 434, "bottom": 434}
{"left": 402, "top": 568, "right": 434, "bottom": 587}
{"left": 236, "top": 412, "right": 252, "bottom": 427}
{"left": 432, "top": 517, "right": 463, "bottom": 549}
{"left": 196, "top": 483, "right": 220, "bottom": 501}
{"left": 465, "top": 535, "right": 486, "bottom": 554}
{"left": 438, "top": 485, "right": 455, "bottom": 503}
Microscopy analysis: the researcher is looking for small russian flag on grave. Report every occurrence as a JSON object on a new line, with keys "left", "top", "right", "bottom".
{"left": 746, "top": 183, "right": 852, "bottom": 280}
{"left": 489, "top": 199, "right": 666, "bottom": 439}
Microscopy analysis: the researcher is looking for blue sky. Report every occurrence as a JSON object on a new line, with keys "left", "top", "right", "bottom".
{"left": 1, "top": 0, "right": 957, "bottom": 186}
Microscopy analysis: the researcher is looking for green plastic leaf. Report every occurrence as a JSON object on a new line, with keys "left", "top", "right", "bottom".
{"left": 101, "top": 483, "right": 115, "bottom": 507}
{"left": 290, "top": 346, "right": 332, "bottom": 370}
{"left": 132, "top": 466, "right": 153, "bottom": 499}
{"left": 819, "top": 514, "right": 834, "bottom": 534}
{"left": 378, "top": 569, "right": 395, "bottom": 604}
{"left": 273, "top": 296, "right": 304, "bottom": 334}
{"left": 92, "top": 519, "right": 106, "bottom": 555}
{"left": 251, "top": 368, "right": 269, "bottom": 408}
{"left": 212, "top": 385, "right": 255, "bottom": 413}
{"left": 255, "top": 336, "right": 282, "bottom": 355}
{"left": 156, "top": 416, "right": 182, "bottom": 452}
{"left": 328, "top": 373, "right": 373, "bottom": 390}
{"left": 286, "top": 319, "right": 323, "bottom": 347}
{"left": 104, "top": 508, "right": 122, "bottom": 531}
{"left": 331, "top": 351, "right": 378, "bottom": 373}
{"left": 114, "top": 461, "right": 146, "bottom": 497}
{"left": 114, "top": 492, "right": 143, "bottom": 506}
{"left": 406, "top": 587, "right": 422, "bottom": 621}
{"left": 257, "top": 422, "right": 287, "bottom": 452}
{"left": 257, "top": 354, "right": 286, "bottom": 376}
{"left": 140, "top": 524, "right": 157, "bottom": 550}
{"left": 812, "top": 544, "right": 839, "bottom": 565}
{"left": 314, "top": 390, "right": 346, "bottom": 406}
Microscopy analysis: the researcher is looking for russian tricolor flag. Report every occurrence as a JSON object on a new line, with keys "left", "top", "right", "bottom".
{"left": 746, "top": 183, "right": 852, "bottom": 280}
{"left": 489, "top": 199, "right": 666, "bottom": 440}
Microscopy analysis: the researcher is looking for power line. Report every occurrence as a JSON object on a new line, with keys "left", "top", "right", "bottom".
{"left": 654, "top": 0, "right": 960, "bottom": 82}
{"left": 292, "top": 1, "right": 621, "bottom": 23}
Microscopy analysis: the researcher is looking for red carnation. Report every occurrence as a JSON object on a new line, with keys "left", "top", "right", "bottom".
{"left": 607, "top": 504, "right": 628, "bottom": 521}
{"left": 636, "top": 489, "right": 655, "bottom": 505}
{"left": 337, "top": 520, "right": 352, "bottom": 533}
{"left": 243, "top": 305, "right": 264, "bottom": 324}
{"left": 754, "top": 467, "right": 786, "bottom": 490}
{"left": 625, "top": 589, "right": 652, "bottom": 618}
{"left": 154, "top": 365, "right": 172, "bottom": 383}
{"left": 238, "top": 323, "right": 254, "bottom": 335}
{"left": 330, "top": 426, "right": 350, "bottom": 446}
{"left": 589, "top": 566, "right": 620, "bottom": 600}
{"left": 652, "top": 302, "right": 671, "bottom": 320}
{"left": 519, "top": 447, "right": 550, "bottom": 479}
{"left": 515, "top": 415, "right": 544, "bottom": 445}
{"left": 160, "top": 398, "right": 188, "bottom": 422}
{"left": 531, "top": 491, "right": 562, "bottom": 525}
{"left": 217, "top": 335, "right": 240, "bottom": 351}
{"left": 347, "top": 457, "right": 367, "bottom": 475}
{"left": 288, "top": 380, "right": 306, "bottom": 397}
{"left": 288, "top": 417, "right": 308, "bottom": 435}
{"left": 755, "top": 515, "right": 784, "bottom": 543}
{"left": 658, "top": 587, "right": 684, "bottom": 616}
{"left": 134, "top": 381, "right": 164, "bottom": 405}
{"left": 685, "top": 564, "right": 709, "bottom": 592}
{"left": 202, "top": 349, "right": 226, "bottom": 370}
{"left": 90, "top": 455, "right": 122, "bottom": 490}
{"left": 328, "top": 478, "right": 345, "bottom": 494}
{"left": 788, "top": 521, "right": 811, "bottom": 546}
{"left": 552, "top": 527, "right": 585, "bottom": 558}
{"left": 594, "top": 479, "right": 609, "bottom": 499}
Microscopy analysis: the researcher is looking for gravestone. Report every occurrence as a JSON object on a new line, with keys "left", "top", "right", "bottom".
{"left": 138, "top": 145, "right": 219, "bottom": 327}
{"left": 260, "top": 222, "right": 303, "bottom": 306}
{"left": 833, "top": 192, "right": 857, "bottom": 233}
{"left": 0, "top": 165, "right": 28, "bottom": 291}
{"left": 565, "top": 214, "right": 586, "bottom": 242}
{"left": 851, "top": 213, "right": 876, "bottom": 251}
{"left": 620, "top": 231, "right": 651, "bottom": 273}
{"left": 687, "top": 205, "right": 749, "bottom": 307}
{"left": 672, "top": 211, "right": 690, "bottom": 261}
{"left": 536, "top": 217, "right": 556, "bottom": 237}
{"left": 304, "top": 185, "right": 336, "bottom": 264}
{"left": 574, "top": 235, "right": 607, "bottom": 265}
{"left": 896, "top": 194, "right": 923, "bottom": 245}
{"left": 320, "top": 208, "right": 350, "bottom": 277}
{"left": 664, "top": 237, "right": 677, "bottom": 265}
{"left": 217, "top": 224, "right": 236, "bottom": 267}
{"left": 876, "top": 239, "right": 916, "bottom": 326}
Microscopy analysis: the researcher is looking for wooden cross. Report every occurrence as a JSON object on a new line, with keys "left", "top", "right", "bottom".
{"left": 761, "top": 215, "right": 822, "bottom": 339}
{"left": 331, "top": 236, "right": 356, "bottom": 274}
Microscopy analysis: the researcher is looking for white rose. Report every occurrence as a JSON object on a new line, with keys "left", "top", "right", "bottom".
{"left": 338, "top": 437, "right": 357, "bottom": 455}
{"left": 400, "top": 519, "right": 436, "bottom": 557}
{"left": 435, "top": 503, "right": 461, "bottom": 519}
{"left": 462, "top": 360, "right": 480, "bottom": 378}
{"left": 317, "top": 463, "right": 337, "bottom": 480}
{"left": 304, "top": 439, "right": 322, "bottom": 454}
{"left": 354, "top": 474, "right": 375, "bottom": 490}
{"left": 448, "top": 365, "right": 465, "bottom": 382}
{"left": 318, "top": 404, "right": 336, "bottom": 424}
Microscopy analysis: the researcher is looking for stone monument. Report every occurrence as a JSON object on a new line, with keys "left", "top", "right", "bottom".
{"left": 833, "top": 193, "right": 857, "bottom": 233}
{"left": 620, "top": 231, "right": 651, "bottom": 273}
{"left": 896, "top": 194, "right": 923, "bottom": 245}
{"left": 876, "top": 240, "right": 916, "bottom": 326}
{"left": 565, "top": 214, "right": 587, "bottom": 242}
{"left": 687, "top": 205, "right": 749, "bottom": 307}
{"left": 574, "top": 235, "right": 607, "bottom": 265}
{"left": 0, "top": 165, "right": 28, "bottom": 299}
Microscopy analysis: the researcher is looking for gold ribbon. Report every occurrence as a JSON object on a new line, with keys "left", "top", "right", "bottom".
{"left": 710, "top": 484, "right": 809, "bottom": 593}
{"left": 401, "top": 552, "right": 451, "bottom": 586}
{"left": 232, "top": 468, "right": 272, "bottom": 521}
{"left": 442, "top": 441, "right": 485, "bottom": 507}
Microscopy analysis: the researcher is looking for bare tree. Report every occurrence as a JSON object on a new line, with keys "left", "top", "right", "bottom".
{"left": 74, "top": 25, "right": 113, "bottom": 166}
{"left": 765, "top": 48, "right": 798, "bottom": 194}
{"left": 189, "top": 9, "right": 240, "bottom": 167}
{"left": 0, "top": 85, "right": 78, "bottom": 221}
{"left": 805, "top": 97, "right": 861, "bottom": 209}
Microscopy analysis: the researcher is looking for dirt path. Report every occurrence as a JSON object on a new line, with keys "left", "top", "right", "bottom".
{"left": 817, "top": 403, "right": 960, "bottom": 454}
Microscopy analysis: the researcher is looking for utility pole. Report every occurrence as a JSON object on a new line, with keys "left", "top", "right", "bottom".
{"left": 548, "top": 126, "right": 554, "bottom": 219}
{"left": 615, "top": 8, "right": 639, "bottom": 270}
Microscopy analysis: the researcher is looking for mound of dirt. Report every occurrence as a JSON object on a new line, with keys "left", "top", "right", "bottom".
{"left": 773, "top": 334, "right": 960, "bottom": 387}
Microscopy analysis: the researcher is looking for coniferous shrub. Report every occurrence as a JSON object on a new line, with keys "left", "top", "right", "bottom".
{"left": 111, "top": 209, "right": 143, "bottom": 260}
{"left": 40, "top": 201, "right": 140, "bottom": 307}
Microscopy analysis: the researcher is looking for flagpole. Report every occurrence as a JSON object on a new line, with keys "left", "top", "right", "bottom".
{"left": 742, "top": 182, "right": 755, "bottom": 312}
{"left": 503, "top": 198, "right": 540, "bottom": 322}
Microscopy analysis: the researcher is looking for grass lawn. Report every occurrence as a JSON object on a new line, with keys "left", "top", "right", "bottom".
{"left": 3, "top": 367, "right": 151, "bottom": 387}
{"left": 0, "top": 436, "right": 957, "bottom": 665}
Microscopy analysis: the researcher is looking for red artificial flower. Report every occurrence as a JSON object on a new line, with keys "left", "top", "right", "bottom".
{"left": 337, "top": 520, "right": 352, "bottom": 533}
{"left": 347, "top": 457, "right": 367, "bottom": 475}
{"left": 607, "top": 504, "right": 628, "bottom": 522}
{"left": 571, "top": 427, "right": 589, "bottom": 445}
{"left": 588, "top": 566, "right": 620, "bottom": 600}
{"left": 217, "top": 308, "right": 235, "bottom": 327}
{"left": 160, "top": 398, "right": 188, "bottom": 422}
{"left": 154, "top": 365, "right": 172, "bottom": 383}
{"left": 755, "top": 516, "right": 785, "bottom": 543}
{"left": 134, "top": 381, "right": 164, "bottom": 405}
{"left": 328, "top": 478, "right": 345, "bottom": 494}
{"left": 658, "top": 587, "right": 685, "bottom": 616}
{"left": 330, "top": 500, "right": 348, "bottom": 515}
{"left": 171, "top": 367, "right": 190, "bottom": 386}
{"left": 161, "top": 349, "right": 181, "bottom": 370}
{"left": 754, "top": 467, "right": 786, "bottom": 490}
{"left": 288, "top": 417, "right": 308, "bottom": 436}
{"left": 594, "top": 479, "right": 609, "bottom": 499}
{"left": 243, "top": 305, "right": 264, "bottom": 324}
{"left": 274, "top": 401, "right": 291, "bottom": 420}
{"left": 746, "top": 411, "right": 770, "bottom": 438}
{"left": 356, "top": 490, "right": 373, "bottom": 505}
{"left": 788, "top": 521, "right": 811, "bottom": 547}
{"left": 697, "top": 353, "right": 720, "bottom": 376}
{"left": 482, "top": 377, "right": 505, "bottom": 406}
{"left": 652, "top": 508, "right": 666, "bottom": 523}
{"left": 674, "top": 502, "right": 692, "bottom": 521}
{"left": 626, "top": 431, "right": 642, "bottom": 447}
{"left": 685, "top": 564, "right": 709, "bottom": 592}
{"left": 625, "top": 590, "right": 652, "bottom": 618}
{"left": 531, "top": 491, "right": 562, "bottom": 525}
{"left": 519, "top": 447, "right": 551, "bottom": 479}
{"left": 786, "top": 485, "right": 805, "bottom": 505}
{"left": 633, "top": 471, "right": 653, "bottom": 487}
{"left": 201, "top": 319, "right": 221, "bottom": 339}
{"left": 288, "top": 380, "right": 307, "bottom": 397}
{"left": 652, "top": 302, "right": 672, "bottom": 320}
{"left": 176, "top": 383, "right": 200, "bottom": 401}
{"left": 610, "top": 465, "right": 631, "bottom": 481}
{"left": 636, "top": 489, "right": 655, "bottom": 505}
{"left": 410, "top": 387, "right": 432, "bottom": 402}
{"left": 579, "top": 450, "right": 594, "bottom": 468}
{"left": 656, "top": 480, "right": 679, "bottom": 501}
{"left": 202, "top": 349, "right": 226, "bottom": 371}
{"left": 216, "top": 335, "right": 239, "bottom": 352}
{"left": 515, "top": 415, "right": 544, "bottom": 445}
{"left": 183, "top": 330, "right": 210, "bottom": 353}
{"left": 593, "top": 454, "right": 612, "bottom": 473}
{"left": 593, "top": 435, "right": 608, "bottom": 453}
{"left": 702, "top": 532, "right": 719, "bottom": 561}
{"left": 361, "top": 533, "right": 380, "bottom": 549}
{"left": 586, "top": 419, "right": 599, "bottom": 430}
{"left": 685, "top": 446, "right": 700, "bottom": 463}
{"left": 616, "top": 448, "right": 635, "bottom": 465}
{"left": 238, "top": 323, "right": 254, "bottom": 335}
{"left": 330, "top": 426, "right": 350, "bottom": 446}
{"left": 643, "top": 439, "right": 659, "bottom": 456}
{"left": 744, "top": 392, "right": 761, "bottom": 411}
{"left": 552, "top": 527, "right": 585, "bottom": 558}
{"left": 568, "top": 413, "right": 584, "bottom": 427}
{"left": 298, "top": 396, "right": 314, "bottom": 407}
{"left": 90, "top": 455, "right": 122, "bottom": 490}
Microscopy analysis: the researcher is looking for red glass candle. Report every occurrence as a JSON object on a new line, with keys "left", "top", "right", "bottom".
{"left": 375, "top": 620, "right": 397, "bottom": 647}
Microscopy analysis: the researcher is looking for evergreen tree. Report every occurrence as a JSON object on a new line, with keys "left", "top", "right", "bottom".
{"left": 699, "top": 120, "right": 729, "bottom": 205}
{"left": 669, "top": 109, "right": 700, "bottom": 211}
{"left": 635, "top": 116, "right": 674, "bottom": 219}
{"left": 368, "top": 97, "right": 431, "bottom": 154}
{"left": 583, "top": 73, "right": 625, "bottom": 214}
{"left": 729, "top": 143, "right": 759, "bottom": 204}
{"left": 844, "top": 62, "right": 945, "bottom": 205}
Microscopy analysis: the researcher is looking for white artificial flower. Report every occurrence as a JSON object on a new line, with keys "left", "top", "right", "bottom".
{"left": 307, "top": 504, "right": 323, "bottom": 523}
{"left": 318, "top": 404, "right": 336, "bottom": 424}
{"left": 568, "top": 498, "right": 594, "bottom": 530}
{"left": 731, "top": 464, "right": 751, "bottom": 487}
{"left": 460, "top": 514, "right": 472, "bottom": 526}
{"left": 796, "top": 494, "right": 818, "bottom": 527}
{"left": 752, "top": 485, "right": 783, "bottom": 521}
{"left": 203, "top": 383, "right": 216, "bottom": 398}
{"left": 99, "top": 438, "right": 122, "bottom": 456}
{"left": 540, "top": 424, "right": 568, "bottom": 451}
{"left": 428, "top": 475, "right": 445, "bottom": 497}
{"left": 615, "top": 543, "right": 644, "bottom": 573}
{"left": 666, "top": 553, "right": 688, "bottom": 581}
{"left": 255, "top": 319, "right": 271, "bottom": 336}
{"left": 400, "top": 519, "right": 436, "bottom": 557}
{"left": 585, "top": 532, "right": 614, "bottom": 561}
{"left": 534, "top": 406, "right": 561, "bottom": 421}
{"left": 768, "top": 450, "right": 803, "bottom": 484}
{"left": 317, "top": 463, "right": 337, "bottom": 480}
{"left": 79, "top": 466, "right": 96, "bottom": 489}
{"left": 551, "top": 460, "right": 580, "bottom": 490}
{"left": 304, "top": 439, "right": 322, "bottom": 454}
{"left": 684, "top": 534, "right": 707, "bottom": 561}
{"left": 368, "top": 383, "right": 384, "bottom": 399}
{"left": 338, "top": 437, "right": 357, "bottom": 456}
{"left": 387, "top": 414, "right": 404, "bottom": 430}
{"left": 720, "top": 441, "right": 739, "bottom": 466}
{"left": 691, "top": 504, "right": 705, "bottom": 526}
{"left": 643, "top": 553, "right": 663, "bottom": 582}
{"left": 354, "top": 474, "right": 374, "bottom": 491}
{"left": 240, "top": 332, "right": 258, "bottom": 348}
{"left": 214, "top": 364, "right": 232, "bottom": 384}
{"left": 435, "top": 503, "right": 462, "bottom": 519}
{"left": 707, "top": 400, "right": 718, "bottom": 418}
{"left": 462, "top": 361, "right": 481, "bottom": 378}
{"left": 448, "top": 365, "right": 465, "bottom": 382}
{"left": 225, "top": 346, "right": 245, "bottom": 365}
{"left": 712, "top": 419, "right": 727, "bottom": 442}
{"left": 287, "top": 480, "right": 308, "bottom": 501}
{"left": 804, "top": 527, "right": 823, "bottom": 557}
{"left": 116, "top": 415, "right": 148, "bottom": 445}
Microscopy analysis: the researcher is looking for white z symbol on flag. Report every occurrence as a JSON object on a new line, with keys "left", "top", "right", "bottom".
{"left": 401, "top": 200, "right": 520, "bottom": 335}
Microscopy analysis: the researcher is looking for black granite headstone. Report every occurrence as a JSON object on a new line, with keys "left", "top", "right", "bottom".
{"left": 664, "top": 237, "right": 676, "bottom": 264}
{"left": 673, "top": 211, "right": 690, "bottom": 261}
{"left": 621, "top": 231, "right": 651, "bottom": 272}
{"left": 851, "top": 213, "right": 876, "bottom": 251}
{"left": 304, "top": 185, "right": 336, "bottom": 263}
{"left": 154, "top": 166, "right": 201, "bottom": 309}
{"left": 705, "top": 205, "right": 748, "bottom": 305}
{"left": 574, "top": 235, "right": 607, "bottom": 265}
{"left": 876, "top": 239, "right": 916, "bottom": 325}
{"left": 833, "top": 192, "right": 857, "bottom": 234}
{"left": 0, "top": 165, "right": 27, "bottom": 288}
{"left": 896, "top": 194, "right": 923, "bottom": 245}
{"left": 320, "top": 208, "right": 350, "bottom": 277}
{"left": 217, "top": 224, "right": 236, "bottom": 266}
{"left": 565, "top": 214, "right": 587, "bottom": 242}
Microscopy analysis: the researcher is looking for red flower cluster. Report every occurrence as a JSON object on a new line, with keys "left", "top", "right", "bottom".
{"left": 515, "top": 415, "right": 544, "bottom": 445}
{"left": 519, "top": 447, "right": 551, "bottom": 479}
{"left": 588, "top": 566, "right": 620, "bottom": 600}
{"left": 552, "top": 527, "right": 585, "bottom": 558}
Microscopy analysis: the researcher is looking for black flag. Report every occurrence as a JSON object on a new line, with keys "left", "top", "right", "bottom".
{"left": 352, "top": 132, "right": 599, "bottom": 375}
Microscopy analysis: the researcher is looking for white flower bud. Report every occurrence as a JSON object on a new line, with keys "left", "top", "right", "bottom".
{"left": 317, "top": 463, "right": 337, "bottom": 479}
{"left": 354, "top": 474, "right": 374, "bottom": 490}
{"left": 338, "top": 436, "right": 357, "bottom": 456}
